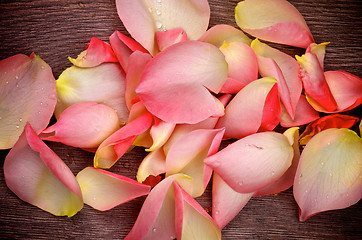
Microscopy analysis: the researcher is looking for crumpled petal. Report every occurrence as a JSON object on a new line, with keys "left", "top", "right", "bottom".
{"left": 0, "top": 54, "right": 56, "bottom": 149}
{"left": 41, "top": 102, "right": 120, "bottom": 148}
{"left": 55, "top": 63, "right": 129, "bottom": 122}
{"left": 174, "top": 182, "right": 221, "bottom": 240}
{"left": 76, "top": 167, "right": 150, "bottom": 211}
{"left": 219, "top": 41, "right": 258, "bottom": 93}
{"left": 116, "top": 0, "right": 210, "bottom": 55}
{"left": 94, "top": 112, "right": 153, "bottom": 169}
{"left": 306, "top": 70, "right": 362, "bottom": 113}
{"left": 293, "top": 128, "right": 362, "bottom": 221}
{"left": 68, "top": 37, "right": 118, "bottom": 68}
{"left": 166, "top": 128, "right": 225, "bottom": 197}
{"left": 205, "top": 131, "right": 294, "bottom": 193}
{"left": 299, "top": 114, "right": 359, "bottom": 146}
{"left": 255, "top": 127, "right": 300, "bottom": 196}
{"left": 235, "top": 0, "right": 314, "bottom": 48}
{"left": 216, "top": 78, "right": 280, "bottom": 139}
{"left": 4, "top": 123, "right": 83, "bottom": 217}
{"left": 137, "top": 148, "right": 166, "bottom": 184}
{"left": 199, "top": 24, "right": 251, "bottom": 47}
{"left": 156, "top": 27, "right": 188, "bottom": 51}
{"left": 212, "top": 173, "right": 253, "bottom": 229}
{"left": 125, "top": 174, "right": 193, "bottom": 240}
{"left": 146, "top": 117, "right": 176, "bottom": 152}
{"left": 136, "top": 41, "right": 228, "bottom": 124}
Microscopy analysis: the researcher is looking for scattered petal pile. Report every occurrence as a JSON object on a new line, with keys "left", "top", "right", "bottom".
{"left": 1, "top": 0, "right": 361, "bottom": 238}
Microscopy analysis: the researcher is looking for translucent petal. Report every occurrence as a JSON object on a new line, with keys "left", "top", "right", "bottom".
{"left": 137, "top": 148, "right": 166, "bottom": 183}
{"left": 199, "top": 24, "right": 251, "bottom": 47}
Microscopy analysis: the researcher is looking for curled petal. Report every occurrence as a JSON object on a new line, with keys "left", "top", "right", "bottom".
{"left": 307, "top": 70, "right": 362, "bottom": 113}
{"left": 94, "top": 112, "right": 153, "bottom": 169}
{"left": 174, "top": 182, "right": 221, "bottom": 240}
{"left": 4, "top": 123, "right": 83, "bottom": 216}
{"left": 199, "top": 24, "right": 251, "bottom": 47}
{"left": 306, "top": 42, "right": 330, "bottom": 71}
{"left": 68, "top": 37, "right": 118, "bottom": 68}
{"left": 76, "top": 167, "right": 150, "bottom": 211}
{"left": 116, "top": 0, "right": 210, "bottom": 55}
{"left": 156, "top": 27, "right": 188, "bottom": 51}
{"left": 147, "top": 117, "right": 176, "bottom": 152}
{"left": 137, "top": 148, "right": 166, "bottom": 184}
{"left": 299, "top": 114, "right": 359, "bottom": 146}
{"left": 136, "top": 41, "right": 228, "bottom": 124}
{"left": 294, "top": 128, "right": 362, "bottom": 221}
{"left": 0, "top": 54, "right": 56, "bottom": 149}
{"left": 205, "top": 132, "right": 293, "bottom": 193}
{"left": 41, "top": 102, "right": 120, "bottom": 148}
{"left": 235, "top": 0, "right": 314, "bottom": 48}
{"left": 55, "top": 63, "right": 129, "bottom": 122}
{"left": 212, "top": 173, "right": 253, "bottom": 229}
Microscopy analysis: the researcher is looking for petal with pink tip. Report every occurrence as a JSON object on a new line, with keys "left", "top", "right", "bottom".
{"left": 156, "top": 27, "right": 188, "bottom": 51}
{"left": 41, "top": 102, "right": 120, "bottom": 148}
{"left": 212, "top": 173, "right": 253, "bottom": 229}
{"left": 76, "top": 167, "right": 150, "bottom": 211}
{"left": 205, "top": 132, "right": 293, "bottom": 193}
{"left": 235, "top": 0, "right": 314, "bottom": 48}
{"left": 0, "top": 54, "right": 56, "bottom": 149}
{"left": 55, "top": 63, "right": 129, "bottom": 122}
{"left": 306, "top": 42, "right": 330, "bottom": 71}
{"left": 216, "top": 78, "right": 279, "bottom": 139}
{"left": 137, "top": 148, "right": 166, "bottom": 183}
{"left": 4, "top": 123, "right": 83, "bottom": 216}
{"left": 199, "top": 24, "right": 251, "bottom": 47}
{"left": 124, "top": 174, "right": 193, "bottom": 240}
{"left": 136, "top": 41, "right": 228, "bottom": 124}
{"left": 294, "top": 128, "right": 362, "bottom": 221}
{"left": 116, "top": 0, "right": 210, "bottom": 55}
{"left": 219, "top": 41, "right": 258, "bottom": 93}
{"left": 147, "top": 117, "right": 176, "bottom": 152}
{"left": 255, "top": 127, "right": 300, "bottom": 196}
{"left": 299, "top": 114, "right": 359, "bottom": 146}
{"left": 280, "top": 94, "right": 319, "bottom": 128}
{"left": 68, "top": 37, "right": 118, "bottom": 68}
{"left": 166, "top": 128, "right": 225, "bottom": 197}
{"left": 174, "top": 182, "right": 221, "bottom": 240}
{"left": 94, "top": 112, "right": 153, "bottom": 169}
{"left": 306, "top": 70, "right": 362, "bottom": 113}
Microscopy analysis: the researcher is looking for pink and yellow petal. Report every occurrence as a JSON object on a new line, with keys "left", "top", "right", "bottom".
{"left": 147, "top": 117, "right": 176, "bottom": 152}
{"left": 199, "top": 24, "right": 251, "bottom": 47}
{"left": 137, "top": 148, "right": 166, "bottom": 184}
{"left": 306, "top": 42, "right": 330, "bottom": 71}
{"left": 156, "top": 27, "right": 188, "bottom": 51}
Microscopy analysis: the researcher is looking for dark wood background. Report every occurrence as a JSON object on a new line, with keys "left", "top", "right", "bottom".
{"left": 0, "top": 0, "right": 361, "bottom": 239}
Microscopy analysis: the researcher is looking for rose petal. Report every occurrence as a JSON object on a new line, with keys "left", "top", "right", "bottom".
{"left": 4, "top": 123, "right": 83, "bottom": 216}
{"left": 146, "top": 117, "right": 176, "bottom": 152}
{"left": 0, "top": 54, "right": 56, "bottom": 149}
{"left": 136, "top": 41, "right": 228, "bottom": 124}
{"left": 306, "top": 42, "right": 330, "bottom": 71}
{"left": 199, "top": 24, "right": 251, "bottom": 47}
{"left": 205, "top": 131, "right": 294, "bottom": 193}
{"left": 76, "top": 167, "right": 150, "bottom": 211}
{"left": 156, "top": 27, "right": 188, "bottom": 51}
{"left": 235, "top": 0, "right": 314, "bottom": 48}
{"left": 294, "top": 128, "right": 362, "bottom": 221}
{"left": 137, "top": 148, "right": 166, "bottom": 184}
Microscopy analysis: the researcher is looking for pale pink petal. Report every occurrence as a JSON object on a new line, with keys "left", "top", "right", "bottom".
{"left": 174, "top": 182, "right": 221, "bottom": 240}
{"left": 0, "top": 54, "right": 56, "bottom": 149}
{"left": 136, "top": 41, "right": 228, "bottom": 124}
{"left": 55, "top": 63, "right": 129, "bottom": 122}
{"left": 124, "top": 174, "right": 193, "bottom": 240}
{"left": 212, "top": 173, "right": 253, "bottom": 229}
{"left": 166, "top": 128, "right": 225, "bottom": 197}
{"left": 296, "top": 53, "right": 338, "bottom": 111}
{"left": 68, "top": 37, "right": 118, "bottom": 68}
{"left": 255, "top": 127, "right": 300, "bottom": 196}
{"left": 156, "top": 27, "right": 188, "bottom": 51}
{"left": 219, "top": 41, "right": 258, "bottom": 93}
{"left": 147, "top": 117, "right": 176, "bottom": 152}
{"left": 235, "top": 0, "right": 314, "bottom": 48}
{"left": 94, "top": 112, "right": 153, "bottom": 169}
{"left": 4, "top": 123, "right": 83, "bottom": 216}
{"left": 199, "top": 24, "right": 251, "bottom": 47}
{"left": 116, "top": 0, "right": 210, "bottom": 55}
{"left": 306, "top": 42, "right": 330, "bottom": 71}
{"left": 41, "top": 102, "right": 120, "bottom": 148}
{"left": 306, "top": 70, "right": 362, "bottom": 113}
{"left": 137, "top": 148, "right": 166, "bottom": 184}
{"left": 251, "top": 39, "right": 302, "bottom": 119}
{"left": 205, "top": 132, "right": 293, "bottom": 193}
{"left": 294, "top": 128, "right": 362, "bottom": 221}
{"left": 280, "top": 94, "right": 319, "bottom": 128}
{"left": 76, "top": 167, "right": 150, "bottom": 211}
{"left": 216, "top": 78, "right": 278, "bottom": 139}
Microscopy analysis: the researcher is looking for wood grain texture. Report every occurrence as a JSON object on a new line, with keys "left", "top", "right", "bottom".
{"left": 0, "top": 0, "right": 361, "bottom": 239}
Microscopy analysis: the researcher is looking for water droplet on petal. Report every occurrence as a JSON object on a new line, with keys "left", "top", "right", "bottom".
{"left": 271, "top": 171, "right": 275, "bottom": 176}
{"left": 19, "top": 118, "right": 22, "bottom": 122}
{"left": 16, "top": 84, "right": 19, "bottom": 87}
{"left": 238, "top": 181, "right": 244, "bottom": 186}
{"left": 156, "top": 9, "right": 161, "bottom": 15}
{"left": 156, "top": 21, "right": 162, "bottom": 29}
{"left": 152, "top": 228, "right": 157, "bottom": 233}
{"left": 321, "top": 162, "right": 324, "bottom": 165}
{"left": 49, "top": 94, "right": 57, "bottom": 100}
{"left": 16, "top": 125, "right": 20, "bottom": 130}
{"left": 41, "top": 66, "right": 45, "bottom": 70}
{"left": 215, "top": 210, "right": 220, "bottom": 215}
{"left": 5, "top": 81, "right": 9, "bottom": 84}
{"left": 329, "top": 173, "right": 333, "bottom": 177}
{"left": 40, "top": 102, "right": 43, "bottom": 106}
{"left": 15, "top": 75, "right": 19, "bottom": 80}
{"left": 157, "top": 0, "right": 161, "bottom": 3}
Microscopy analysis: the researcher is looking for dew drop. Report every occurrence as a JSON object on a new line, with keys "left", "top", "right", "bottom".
{"left": 215, "top": 210, "right": 220, "bottom": 215}
{"left": 16, "top": 84, "right": 19, "bottom": 88}
{"left": 49, "top": 94, "right": 57, "bottom": 100}
{"left": 40, "top": 102, "right": 43, "bottom": 106}
{"left": 15, "top": 75, "right": 19, "bottom": 80}
{"left": 93, "top": 197, "right": 97, "bottom": 201}
{"left": 305, "top": 190, "right": 308, "bottom": 193}
{"left": 5, "top": 81, "right": 9, "bottom": 84}
{"left": 326, "top": 195, "right": 329, "bottom": 199}
{"left": 238, "top": 181, "right": 244, "bottom": 186}
{"left": 152, "top": 228, "right": 157, "bottom": 233}
{"left": 16, "top": 125, "right": 20, "bottom": 130}
{"left": 156, "top": 9, "right": 161, "bottom": 16}
{"left": 157, "top": 0, "right": 161, "bottom": 3}
{"left": 327, "top": 142, "right": 331, "bottom": 146}
{"left": 19, "top": 118, "right": 22, "bottom": 122}
{"left": 329, "top": 173, "right": 333, "bottom": 177}
{"left": 321, "top": 162, "right": 324, "bottom": 165}
{"left": 38, "top": 111, "right": 41, "bottom": 114}
{"left": 271, "top": 171, "right": 275, "bottom": 176}
{"left": 41, "top": 65, "right": 45, "bottom": 70}
{"left": 299, "top": 173, "right": 303, "bottom": 178}
{"left": 156, "top": 21, "right": 162, "bottom": 29}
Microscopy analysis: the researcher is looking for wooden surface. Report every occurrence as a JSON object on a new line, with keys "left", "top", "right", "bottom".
{"left": 0, "top": 0, "right": 361, "bottom": 239}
